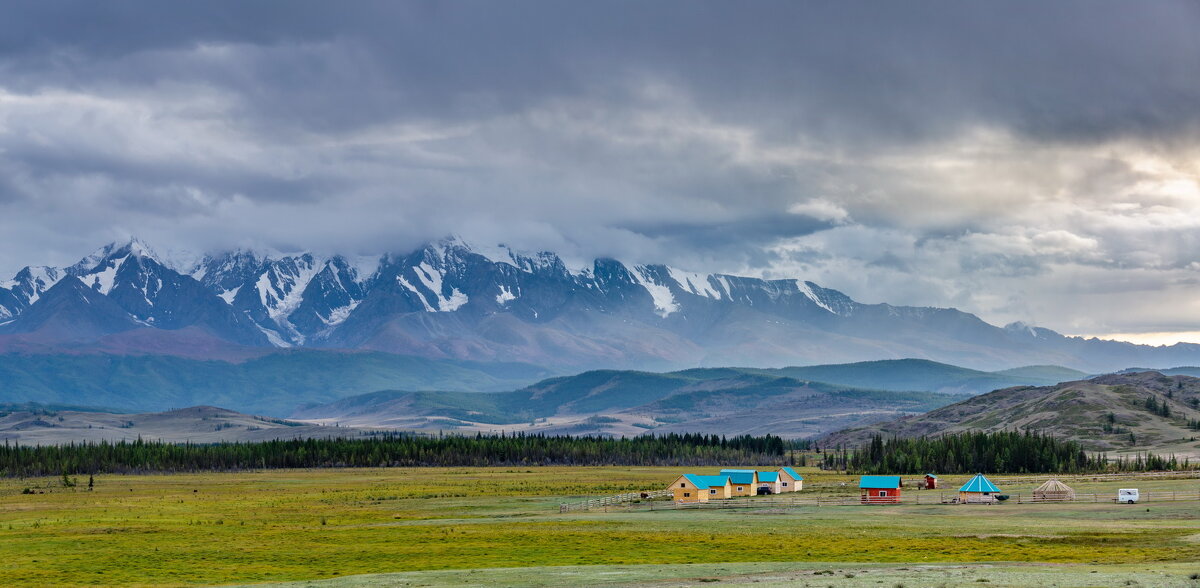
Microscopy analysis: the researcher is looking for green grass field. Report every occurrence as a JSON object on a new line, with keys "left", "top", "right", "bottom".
{"left": 2, "top": 467, "right": 1199, "bottom": 586}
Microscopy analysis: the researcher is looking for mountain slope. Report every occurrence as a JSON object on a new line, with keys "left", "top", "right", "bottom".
{"left": 753, "top": 359, "right": 1089, "bottom": 395}
{"left": 0, "top": 405, "right": 380, "bottom": 445}
{"left": 0, "top": 278, "right": 142, "bottom": 341}
{"left": 0, "top": 351, "right": 552, "bottom": 415}
{"left": 822, "top": 371, "right": 1200, "bottom": 453}
{"left": 291, "top": 367, "right": 959, "bottom": 438}
{"left": 6, "top": 237, "right": 1200, "bottom": 373}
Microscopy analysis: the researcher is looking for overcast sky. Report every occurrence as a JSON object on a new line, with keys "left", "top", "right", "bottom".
{"left": 2, "top": 1, "right": 1199, "bottom": 342}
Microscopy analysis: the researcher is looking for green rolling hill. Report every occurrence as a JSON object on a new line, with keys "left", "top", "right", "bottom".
{"left": 823, "top": 371, "right": 1200, "bottom": 454}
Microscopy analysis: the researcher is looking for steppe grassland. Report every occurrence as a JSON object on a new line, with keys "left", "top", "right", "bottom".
{"left": 0, "top": 467, "right": 1197, "bottom": 586}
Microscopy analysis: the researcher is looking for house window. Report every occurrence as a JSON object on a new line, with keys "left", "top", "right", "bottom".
{"left": 879, "top": 490, "right": 888, "bottom": 497}
{"left": 710, "top": 489, "right": 717, "bottom": 494}
{"left": 683, "top": 492, "right": 690, "bottom": 497}
{"left": 782, "top": 482, "right": 789, "bottom": 487}
{"left": 680, "top": 483, "right": 686, "bottom": 488}
{"left": 737, "top": 486, "right": 743, "bottom": 491}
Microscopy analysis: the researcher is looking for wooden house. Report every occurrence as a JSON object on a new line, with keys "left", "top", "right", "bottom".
{"left": 777, "top": 467, "right": 803, "bottom": 492}
{"left": 719, "top": 469, "right": 759, "bottom": 496}
{"left": 958, "top": 473, "right": 1001, "bottom": 504}
{"left": 669, "top": 474, "right": 733, "bottom": 502}
{"left": 859, "top": 475, "right": 902, "bottom": 504}
{"left": 923, "top": 474, "right": 938, "bottom": 490}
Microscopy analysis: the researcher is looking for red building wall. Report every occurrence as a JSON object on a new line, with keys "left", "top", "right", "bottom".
{"left": 861, "top": 487, "right": 902, "bottom": 504}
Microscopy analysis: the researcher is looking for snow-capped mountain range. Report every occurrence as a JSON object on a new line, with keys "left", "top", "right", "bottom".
{"left": 2, "top": 237, "right": 1200, "bottom": 372}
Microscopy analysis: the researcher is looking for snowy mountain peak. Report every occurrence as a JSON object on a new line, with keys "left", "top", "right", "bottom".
{"left": 67, "top": 237, "right": 162, "bottom": 276}
{"left": 1003, "top": 321, "right": 1059, "bottom": 340}
{"left": 0, "top": 265, "right": 65, "bottom": 314}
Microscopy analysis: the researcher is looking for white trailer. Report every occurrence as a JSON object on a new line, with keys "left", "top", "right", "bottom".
{"left": 1118, "top": 488, "right": 1139, "bottom": 504}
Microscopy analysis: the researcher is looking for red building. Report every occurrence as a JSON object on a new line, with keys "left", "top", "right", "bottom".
{"left": 859, "top": 475, "right": 902, "bottom": 504}
{"left": 924, "top": 474, "right": 938, "bottom": 490}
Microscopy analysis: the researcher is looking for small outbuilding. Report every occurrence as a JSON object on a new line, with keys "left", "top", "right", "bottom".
{"left": 778, "top": 467, "right": 804, "bottom": 492}
{"left": 958, "top": 473, "right": 1002, "bottom": 504}
{"left": 1032, "top": 479, "right": 1075, "bottom": 502}
{"left": 923, "top": 474, "right": 938, "bottom": 490}
{"left": 859, "top": 475, "right": 902, "bottom": 504}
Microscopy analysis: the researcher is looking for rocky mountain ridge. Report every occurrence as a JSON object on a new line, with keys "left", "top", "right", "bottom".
{"left": 4, "top": 237, "right": 1200, "bottom": 372}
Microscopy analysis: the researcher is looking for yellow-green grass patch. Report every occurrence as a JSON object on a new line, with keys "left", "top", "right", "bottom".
{"left": 1, "top": 467, "right": 1199, "bottom": 586}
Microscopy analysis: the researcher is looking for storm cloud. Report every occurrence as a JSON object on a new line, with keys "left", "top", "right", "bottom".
{"left": 2, "top": 1, "right": 1200, "bottom": 340}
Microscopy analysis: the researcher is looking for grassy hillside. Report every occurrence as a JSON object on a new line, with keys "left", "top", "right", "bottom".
{"left": 0, "top": 351, "right": 553, "bottom": 416}
{"left": 0, "top": 405, "right": 385, "bottom": 445}
{"left": 755, "top": 359, "right": 1088, "bottom": 395}
{"left": 823, "top": 371, "right": 1200, "bottom": 454}
{"left": 993, "top": 364, "right": 1091, "bottom": 381}
{"left": 295, "top": 368, "right": 959, "bottom": 438}
{"left": 1121, "top": 366, "right": 1200, "bottom": 377}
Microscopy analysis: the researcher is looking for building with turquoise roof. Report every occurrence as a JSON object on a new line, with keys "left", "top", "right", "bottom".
{"left": 958, "top": 473, "right": 1001, "bottom": 503}
{"left": 669, "top": 474, "right": 733, "bottom": 502}
{"left": 719, "top": 469, "right": 759, "bottom": 496}
{"left": 859, "top": 475, "right": 902, "bottom": 503}
{"left": 668, "top": 467, "right": 805, "bottom": 501}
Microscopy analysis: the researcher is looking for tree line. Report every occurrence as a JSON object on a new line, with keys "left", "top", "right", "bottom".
{"left": 848, "top": 431, "right": 1195, "bottom": 474}
{"left": 0, "top": 432, "right": 789, "bottom": 476}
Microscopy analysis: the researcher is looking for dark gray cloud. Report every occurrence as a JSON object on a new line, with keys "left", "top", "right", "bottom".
{"left": 1, "top": 1, "right": 1200, "bottom": 339}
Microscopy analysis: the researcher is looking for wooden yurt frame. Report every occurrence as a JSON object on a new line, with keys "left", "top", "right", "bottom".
{"left": 1031, "top": 479, "right": 1075, "bottom": 502}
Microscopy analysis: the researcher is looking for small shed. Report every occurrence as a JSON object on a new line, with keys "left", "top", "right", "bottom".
{"left": 958, "top": 473, "right": 1001, "bottom": 504}
{"left": 1032, "top": 479, "right": 1075, "bottom": 502}
{"left": 859, "top": 475, "right": 902, "bottom": 504}
{"left": 923, "top": 474, "right": 938, "bottom": 490}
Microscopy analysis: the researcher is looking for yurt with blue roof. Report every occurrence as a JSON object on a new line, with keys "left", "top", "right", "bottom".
{"left": 958, "top": 473, "right": 1002, "bottom": 504}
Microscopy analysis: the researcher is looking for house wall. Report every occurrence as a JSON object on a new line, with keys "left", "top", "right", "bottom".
{"left": 861, "top": 487, "right": 901, "bottom": 504}
{"left": 730, "top": 483, "right": 754, "bottom": 497}
{"left": 670, "top": 476, "right": 701, "bottom": 502}
{"left": 959, "top": 491, "right": 995, "bottom": 503}
{"left": 776, "top": 471, "right": 801, "bottom": 492}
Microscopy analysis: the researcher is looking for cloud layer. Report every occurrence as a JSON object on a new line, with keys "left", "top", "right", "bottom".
{"left": 2, "top": 1, "right": 1199, "bottom": 338}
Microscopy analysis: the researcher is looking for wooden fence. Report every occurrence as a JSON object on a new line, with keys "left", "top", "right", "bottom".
{"left": 559, "top": 489, "right": 674, "bottom": 512}
{"left": 564, "top": 488, "right": 1200, "bottom": 512}
{"left": 559, "top": 471, "right": 1200, "bottom": 512}
{"left": 880, "top": 470, "right": 1200, "bottom": 490}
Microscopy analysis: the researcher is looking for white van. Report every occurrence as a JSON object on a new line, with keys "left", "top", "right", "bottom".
{"left": 1118, "top": 488, "right": 1139, "bottom": 504}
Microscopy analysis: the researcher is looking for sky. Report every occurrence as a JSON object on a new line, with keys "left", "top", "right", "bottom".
{"left": 1, "top": 1, "right": 1199, "bottom": 343}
